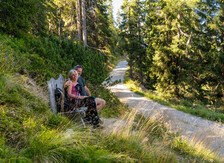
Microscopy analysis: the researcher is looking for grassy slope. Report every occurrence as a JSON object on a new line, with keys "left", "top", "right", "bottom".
{"left": 0, "top": 33, "right": 221, "bottom": 162}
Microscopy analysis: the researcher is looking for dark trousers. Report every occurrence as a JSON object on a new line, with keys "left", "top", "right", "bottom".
{"left": 70, "top": 96, "right": 99, "bottom": 125}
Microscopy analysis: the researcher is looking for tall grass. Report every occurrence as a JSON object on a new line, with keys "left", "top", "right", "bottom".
{"left": 99, "top": 110, "right": 221, "bottom": 162}
{"left": 172, "top": 137, "right": 219, "bottom": 161}
{"left": 0, "top": 73, "right": 221, "bottom": 162}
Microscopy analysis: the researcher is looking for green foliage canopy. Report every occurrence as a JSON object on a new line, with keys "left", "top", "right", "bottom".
{"left": 0, "top": 0, "right": 51, "bottom": 37}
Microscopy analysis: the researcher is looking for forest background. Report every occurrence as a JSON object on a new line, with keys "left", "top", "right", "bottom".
{"left": 0, "top": 0, "right": 224, "bottom": 162}
{"left": 1, "top": 0, "right": 224, "bottom": 106}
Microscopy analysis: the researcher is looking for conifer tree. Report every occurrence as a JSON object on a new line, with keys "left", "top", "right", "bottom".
{"left": 129, "top": 0, "right": 146, "bottom": 83}
{"left": 190, "top": 0, "right": 221, "bottom": 102}
{"left": 82, "top": 0, "right": 87, "bottom": 46}
{"left": 119, "top": 0, "right": 145, "bottom": 79}
{"left": 0, "top": 0, "right": 51, "bottom": 37}
{"left": 144, "top": 0, "right": 158, "bottom": 88}
{"left": 76, "top": 0, "right": 82, "bottom": 42}
{"left": 207, "top": 0, "right": 224, "bottom": 103}
{"left": 216, "top": 0, "right": 224, "bottom": 102}
{"left": 86, "top": 0, "right": 113, "bottom": 50}
{"left": 149, "top": 0, "right": 189, "bottom": 97}
{"left": 119, "top": 0, "right": 132, "bottom": 77}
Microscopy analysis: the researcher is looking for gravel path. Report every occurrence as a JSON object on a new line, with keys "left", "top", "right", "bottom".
{"left": 104, "top": 60, "right": 224, "bottom": 159}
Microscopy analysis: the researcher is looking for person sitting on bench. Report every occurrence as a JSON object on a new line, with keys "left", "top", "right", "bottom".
{"left": 74, "top": 65, "right": 106, "bottom": 112}
{"left": 65, "top": 69, "right": 101, "bottom": 126}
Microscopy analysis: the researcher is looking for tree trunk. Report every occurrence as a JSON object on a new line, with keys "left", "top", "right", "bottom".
{"left": 76, "top": 0, "right": 82, "bottom": 42}
{"left": 82, "top": 0, "right": 87, "bottom": 46}
{"left": 140, "top": 68, "right": 143, "bottom": 83}
{"left": 129, "top": 61, "right": 133, "bottom": 79}
{"left": 58, "top": 9, "right": 63, "bottom": 38}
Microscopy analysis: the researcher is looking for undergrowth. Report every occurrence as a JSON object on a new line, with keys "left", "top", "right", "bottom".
{"left": 0, "top": 33, "right": 221, "bottom": 162}
{"left": 0, "top": 33, "right": 107, "bottom": 85}
{"left": 0, "top": 72, "right": 221, "bottom": 162}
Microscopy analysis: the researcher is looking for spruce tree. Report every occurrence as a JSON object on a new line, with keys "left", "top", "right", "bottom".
{"left": 0, "top": 0, "right": 51, "bottom": 37}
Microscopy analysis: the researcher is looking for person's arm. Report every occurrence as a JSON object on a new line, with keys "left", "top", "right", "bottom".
{"left": 84, "top": 86, "right": 91, "bottom": 96}
{"left": 68, "top": 84, "right": 87, "bottom": 99}
{"left": 64, "top": 79, "right": 72, "bottom": 89}
{"left": 67, "top": 84, "right": 76, "bottom": 99}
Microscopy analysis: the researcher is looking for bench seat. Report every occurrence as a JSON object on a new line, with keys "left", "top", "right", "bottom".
{"left": 47, "top": 74, "right": 87, "bottom": 127}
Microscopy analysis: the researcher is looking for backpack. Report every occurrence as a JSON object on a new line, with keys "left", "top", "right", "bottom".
{"left": 54, "top": 87, "right": 64, "bottom": 113}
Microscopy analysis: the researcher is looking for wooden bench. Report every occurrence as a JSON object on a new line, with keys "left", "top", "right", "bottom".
{"left": 47, "top": 74, "right": 88, "bottom": 127}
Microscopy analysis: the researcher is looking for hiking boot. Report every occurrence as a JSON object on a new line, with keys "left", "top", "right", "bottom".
{"left": 84, "top": 117, "right": 92, "bottom": 124}
{"left": 93, "top": 124, "right": 104, "bottom": 129}
{"left": 98, "top": 118, "right": 103, "bottom": 124}
{"left": 92, "top": 116, "right": 101, "bottom": 125}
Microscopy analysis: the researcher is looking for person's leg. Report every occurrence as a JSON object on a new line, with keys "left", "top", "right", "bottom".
{"left": 80, "top": 97, "right": 100, "bottom": 125}
{"left": 95, "top": 98, "right": 106, "bottom": 112}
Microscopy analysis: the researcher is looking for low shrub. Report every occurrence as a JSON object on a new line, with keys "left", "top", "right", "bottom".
{"left": 0, "top": 33, "right": 108, "bottom": 85}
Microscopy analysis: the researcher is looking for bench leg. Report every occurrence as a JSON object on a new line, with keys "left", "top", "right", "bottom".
{"left": 80, "top": 117, "right": 86, "bottom": 128}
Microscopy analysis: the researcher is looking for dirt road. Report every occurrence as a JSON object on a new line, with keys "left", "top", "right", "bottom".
{"left": 104, "top": 60, "right": 224, "bottom": 159}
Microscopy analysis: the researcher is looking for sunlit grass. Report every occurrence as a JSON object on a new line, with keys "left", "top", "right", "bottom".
{"left": 98, "top": 111, "right": 177, "bottom": 162}
{"left": 0, "top": 71, "right": 221, "bottom": 162}
{"left": 98, "top": 110, "right": 221, "bottom": 162}
{"left": 172, "top": 137, "right": 219, "bottom": 162}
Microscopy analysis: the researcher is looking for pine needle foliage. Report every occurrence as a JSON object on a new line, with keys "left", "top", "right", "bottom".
{"left": 119, "top": 0, "right": 224, "bottom": 105}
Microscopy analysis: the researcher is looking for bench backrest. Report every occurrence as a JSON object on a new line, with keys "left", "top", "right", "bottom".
{"left": 47, "top": 74, "right": 65, "bottom": 114}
